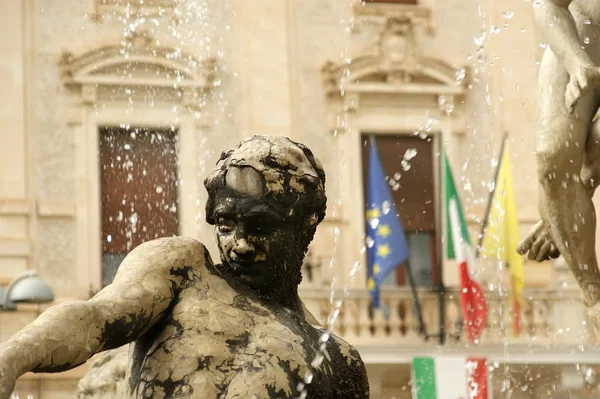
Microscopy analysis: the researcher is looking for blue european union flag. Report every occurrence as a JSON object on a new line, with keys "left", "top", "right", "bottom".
{"left": 366, "top": 136, "right": 410, "bottom": 308}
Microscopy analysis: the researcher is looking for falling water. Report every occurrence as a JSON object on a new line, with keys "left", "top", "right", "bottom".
{"left": 295, "top": 2, "right": 356, "bottom": 396}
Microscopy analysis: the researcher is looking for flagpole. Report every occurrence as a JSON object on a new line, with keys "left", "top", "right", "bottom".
{"left": 476, "top": 132, "right": 509, "bottom": 259}
{"left": 437, "top": 137, "right": 446, "bottom": 345}
{"left": 404, "top": 258, "right": 428, "bottom": 338}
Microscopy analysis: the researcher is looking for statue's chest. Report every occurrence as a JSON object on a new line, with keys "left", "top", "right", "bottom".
{"left": 131, "top": 282, "right": 328, "bottom": 398}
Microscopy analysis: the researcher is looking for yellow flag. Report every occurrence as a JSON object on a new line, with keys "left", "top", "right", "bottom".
{"left": 477, "top": 137, "right": 524, "bottom": 335}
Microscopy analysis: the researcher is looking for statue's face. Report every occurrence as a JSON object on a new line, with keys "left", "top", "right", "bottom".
{"left": 213, "top": 195, "right": 302, "bottom": 290}
{"left": 211, "top": 166, "right": 307, "bottom": 291}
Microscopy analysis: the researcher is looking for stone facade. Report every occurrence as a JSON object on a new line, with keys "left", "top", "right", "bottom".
{"left": 1, "top": 0, "right": 599, "bottom": 397}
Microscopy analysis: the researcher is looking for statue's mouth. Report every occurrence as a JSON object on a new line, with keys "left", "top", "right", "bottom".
{"left": 229, "top": 261, "right": 265, "bottom": 276}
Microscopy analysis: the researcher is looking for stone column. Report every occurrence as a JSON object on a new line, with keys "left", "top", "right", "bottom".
{"left": 0, "top": 0, "right": 31, "bottom": 278}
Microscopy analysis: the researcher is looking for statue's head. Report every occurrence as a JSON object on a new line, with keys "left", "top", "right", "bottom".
{"left": 204, "top": 135, "right": 326, "bottom": 295}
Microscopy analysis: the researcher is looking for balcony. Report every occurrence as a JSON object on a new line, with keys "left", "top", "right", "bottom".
{"left": 299, "top": 286, "right": 595, "bottom": 364}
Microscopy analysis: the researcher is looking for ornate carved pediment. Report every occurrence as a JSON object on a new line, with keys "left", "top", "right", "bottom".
{"left": 352, "top": 0, "right": 435, "bottom": 34}
{"left": 59, "top": 31, "right": 216, "bottom": 92}
{"left": 322, "top": 17, "right": 466, "bottom": 96}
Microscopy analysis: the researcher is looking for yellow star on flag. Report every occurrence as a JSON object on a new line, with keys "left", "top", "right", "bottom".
{"left": 377, "top": 224, "right": 391, "bottom": 238}
{"left": 367, "top": 277, "right": 375, "bottom": 291}
{"left": 366, "top": 207, "right": 380, "bottom": 221}
{"left": 377, "top": 244, "right": 391, "bottom": 258}
{"left": 373, "top": 263, "right": 381, "bottom": 275}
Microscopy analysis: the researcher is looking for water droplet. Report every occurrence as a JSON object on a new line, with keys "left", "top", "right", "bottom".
{"left": 401, "top": 160, "right": 411, "bottom": 171}
{"left": 107, "top": 235, "right": 112, "bottom": 243}
{"left": 369, "top": 218, "right": 379, "bottom": 229}
{"left": 539, "top": 42, "right": 547, "bottom": 48}
{"left": 156, "top": 186, "right": 164, "bottom": 194}
{"left": 585, "top": 19, "right": 592, "bottom": 25}
{"left": 404, "top": 148, "right": 417, "bottom": 160}
{"left": 382, "top": 201, "right": 391, "bottom": 215}
{"left": 311, "top": 353, "right": 325, "bottom": 368}
{"left": 366, "top": 236, "right": 374, "bottom": 248}
{"left": 303, "top": 370, "right": 314, "bottom": 384}
{"left": 474, "top": 34, "right": 485, "bottom": 47}
{"left": 455, "top": 68, "right": 466, "bottom": 84}
{"left": 438, "top": 95, "right": 446, "bottom": 106}
{"left": 393, "top": 172, "right": 401, "bottom": 180}
{"left": 584, "top": 37, "right": 591, "bottom": 45}
{"left": 502, "top": 11, "right": 515, "bottom": 20}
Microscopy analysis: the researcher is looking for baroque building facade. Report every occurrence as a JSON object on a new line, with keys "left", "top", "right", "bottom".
{"left": 1, "top": 0, "right": 599, "bottom": 397}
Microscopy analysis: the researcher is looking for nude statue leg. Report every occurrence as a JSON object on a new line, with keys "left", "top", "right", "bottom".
{"left": 535, "top": 49, "right": 600, "bottom": 308}
{"left": 518, "top": 117, "right": 600, "bottom": 261}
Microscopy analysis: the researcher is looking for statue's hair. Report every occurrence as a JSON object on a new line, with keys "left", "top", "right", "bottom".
{"left": 204, "top": 136, "right": 327, "bottom": 230}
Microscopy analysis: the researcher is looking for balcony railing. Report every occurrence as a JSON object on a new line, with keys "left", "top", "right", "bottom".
{"left": 299, "top": 286, "right": 591, "bottom": 348}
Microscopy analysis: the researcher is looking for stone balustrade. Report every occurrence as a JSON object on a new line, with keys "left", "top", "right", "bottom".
{"left": 299, "top": 286, "right": 591, "bottom": 348}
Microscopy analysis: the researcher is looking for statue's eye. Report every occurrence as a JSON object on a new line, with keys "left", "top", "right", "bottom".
{"left": 253, "top": 220, "right": 275, "bottom": 234}
{"left": 217, "top": 218, "right": 235, "bottom": 233}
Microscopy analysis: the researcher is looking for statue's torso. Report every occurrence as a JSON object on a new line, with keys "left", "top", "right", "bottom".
{"left": 124, "top": 272, "right": 365, "bottom": 398}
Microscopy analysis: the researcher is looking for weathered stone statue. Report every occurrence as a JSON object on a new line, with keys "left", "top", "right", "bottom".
{"left": 0, "top": 136, "right": 369, "bottom": 398}
{"left": 516, "top": 1, "right": 600, "bottom": 333}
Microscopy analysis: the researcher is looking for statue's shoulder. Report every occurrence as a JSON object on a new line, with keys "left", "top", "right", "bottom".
{"left": 324, "top": 332, "right": 370, "bottom": 398}
{"left": 124, "top": 236, "right": 214, "bottom": 278}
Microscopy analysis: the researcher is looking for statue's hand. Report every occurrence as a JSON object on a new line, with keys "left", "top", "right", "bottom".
{"left": 517, "top": 220, "right": 561, "bottom": 262}
{"left": 566, "top": 65, "right": 600, "bottom": 113}
{"left": 0, "top": 366, "right": 16, "bottom": 399}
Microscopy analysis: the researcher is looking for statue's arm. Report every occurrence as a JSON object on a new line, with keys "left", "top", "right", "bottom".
{"left": 534, "top": 0, "right": 594, "bottom": 74}
{"left": 0, "top": 237, "right": 206, "bottom": 382}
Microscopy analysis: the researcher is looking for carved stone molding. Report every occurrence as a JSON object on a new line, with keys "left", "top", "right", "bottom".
{"left": 0, "top": 199, "right": 29, "bottom": 216}
{"left": 322, "top": 17, "right": 465, "bottom": 98}
{"left": 37, "top": 200, "right": 76, "bottom": 218}
{"left": 91, "top": 0, "right": 178, "bottom": 23}
{"left": 59, "top": 30, "right": 218, "bottom": 108}
{"left": 352, "top": 0, "right": 434, "bottom": 34}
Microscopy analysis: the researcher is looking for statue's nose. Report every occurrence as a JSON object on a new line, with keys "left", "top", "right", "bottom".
{"left": 233, "top": 238, "right": 254, "bottom": 256}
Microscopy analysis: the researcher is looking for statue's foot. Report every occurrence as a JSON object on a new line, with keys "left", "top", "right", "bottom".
{"left": 516, "top": 221, "right": 561, "bottom": 262}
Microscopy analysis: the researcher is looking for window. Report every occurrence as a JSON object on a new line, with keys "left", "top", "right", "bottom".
{"left": 99, "top": 126, "right": 180, "bottom": 286}
{"left": 361, "top": 134, "right": 439, "bottom": 287}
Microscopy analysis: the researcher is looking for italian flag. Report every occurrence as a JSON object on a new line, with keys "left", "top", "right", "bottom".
{"left": 444, "top": 151, "right": 488, "bottom": 344}
{"left": 412, "top": 356, "right": 490, "bottom": 399}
